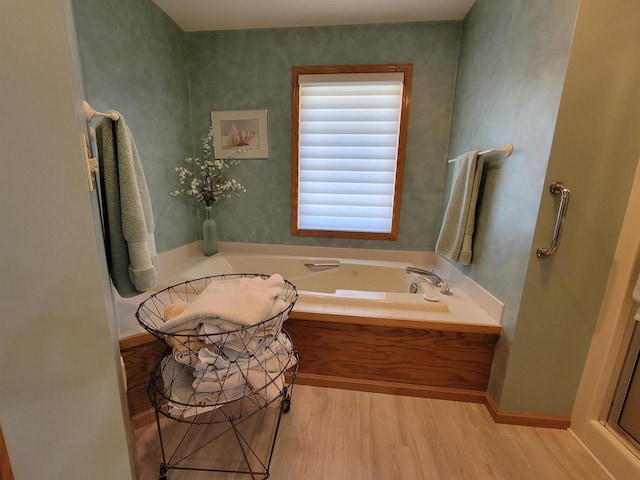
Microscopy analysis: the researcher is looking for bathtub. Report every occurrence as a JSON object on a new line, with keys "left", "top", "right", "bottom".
{"left": 116, "top": 244, "right": 502, "bottom": 339}
{"left": 168, "top": 251, "right": 502, "bottom": 401}
{"left": 120, "top": 247, "right": 503, "bottom": 416}
{"left": 177, "top": 254, "right": 449, "bottom": 313}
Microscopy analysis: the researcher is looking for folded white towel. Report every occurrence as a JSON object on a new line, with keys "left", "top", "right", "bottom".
{"left": 195, "top": 347, "right": 237, "bottom": 373}
{"left": 162, "top": 333, "right": 297, "bottom": 418}
{"left": 194, "top": 335, "right": 292, "bottom": 379}
{"left": 245, "top": 370, "right": 285, "bottom": 403}
{"left": 198, "top": 326, "right": 263, "bottom": 358}
{"left": 192, "top": 370, "right": 247, "bottom": 396}
{"left": 173, "top": 349, "right": 200, "bottom": 367}
{"left": 194, "top": 348, "right": 243, "bottom": 382}
{"left": 245, "top": 334, "right": 296, "bottom": 403}
{"left": 159, "top": 274, "right": 285, "bottom": 334}
{"left": 265, "top": 297, "right": 289, "bottom": 322}
{"left": 198, "top": 306, "right": 285, "bottom": 351}
{"left": 161, "top": 356, "right": 218, "bottom": 418}
{"left": 242, "top": 334, "right": 294, "bottom": 372}
{"left": 197, "top": 364, "right": 241, "bottom": 382}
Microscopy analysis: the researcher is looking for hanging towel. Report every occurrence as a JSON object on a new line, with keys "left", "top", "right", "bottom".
{"left": 96, "top": 113, "right": 159, "bottom": 297}
{"left": 435, "top": 150, "right": 484, "bottom": 265}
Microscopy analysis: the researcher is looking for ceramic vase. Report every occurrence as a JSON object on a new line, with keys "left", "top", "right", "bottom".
{"left": 202, "top": 205, "right": 218, "bottom": 256}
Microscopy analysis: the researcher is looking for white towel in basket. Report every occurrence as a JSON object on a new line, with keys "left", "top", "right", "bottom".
{"left": 198, "top": 301, "right": 286, "bottom": 354}
{"left": 258, "top": 335, "right": 295, "bottom": 373}
{"left": 191, "top": 370, "right": 249, "bottom": 403}
{"left": 162, "top": 333, "right": 297, "bottom": 419}
{"left": 159, "top": 274, "right": 286, "bottom": 334}
{"left": 193, "top": 334, "right": 296, "bottom": 404}
{"left": 195, "top": 347, "right": 239, "bottom": 374}
{"left": 245, "top": 334, "right": 296, "bottom": 402}
{"left": 161, "top": 356, "right": 220, "bottom": 418}
{"left": 173, "top": 349, "right": 200, "bottom": 367}
{"left": 245, "top": 370, "right": 286, "bottom": 403}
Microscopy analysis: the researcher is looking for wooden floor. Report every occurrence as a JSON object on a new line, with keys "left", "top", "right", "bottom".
{"left": 133, "top": 385, "right": 611, "bottom": 480}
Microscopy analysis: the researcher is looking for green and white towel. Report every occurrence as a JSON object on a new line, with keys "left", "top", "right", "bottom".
{"left": 435, "top": 150, "right": 484, "bottom": 265}
{"left": 96, "top": 113, "right": 159, "bottom": 297}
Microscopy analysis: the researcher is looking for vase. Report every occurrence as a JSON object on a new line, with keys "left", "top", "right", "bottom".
{"left": 202, "top": 205, "right": 218, "bottom": 256}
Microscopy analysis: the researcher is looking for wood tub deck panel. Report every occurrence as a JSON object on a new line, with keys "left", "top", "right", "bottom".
{"left": 285, "top": 314, "right": 500, "bottom": 394}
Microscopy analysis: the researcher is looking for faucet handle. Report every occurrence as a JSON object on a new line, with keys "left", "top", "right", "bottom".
{"left": 440, "top": 282, "right": 453, "bottom": 296}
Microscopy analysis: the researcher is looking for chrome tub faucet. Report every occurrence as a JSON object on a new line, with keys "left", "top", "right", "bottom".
{"left": 405, "top": 266, "right": 453, "bottom": 295}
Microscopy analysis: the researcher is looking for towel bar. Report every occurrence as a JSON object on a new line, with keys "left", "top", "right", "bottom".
{"left": 83, "top": 100, "right": 119, "bottom": 121}
{"left": 479, "top": 144, "right": 513, "bottom": 157}
{"left": 537, "top": 181, "right": 570, "bottom": 258}
{"left": 448, "top": 144, "right": 513, "bottom": 163}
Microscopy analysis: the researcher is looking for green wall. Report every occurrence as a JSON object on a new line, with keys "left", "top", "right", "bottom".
{"left": 71, "top": 1, "right": 462, "bottom": 252}
{"left": 72, "top": 0, "right": 639, "bottom": 417}
{"left": 186, "top": 23, "right": 461, "bottom": 251}
{"left": 448, "top": 0, "right": 640, "bottom": 416}
{"left": 499, "top": 0, "right": 640, "bottom": 415}
{"left": 446, "top": 0, "right": 579, "bottom": 413}
{"left": 72, "top": 0, "right": 195, "bottom": 253}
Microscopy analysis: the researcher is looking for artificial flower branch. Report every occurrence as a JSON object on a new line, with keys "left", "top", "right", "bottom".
{"left": 170, "top": 130, "right": 246, "bottom": 207}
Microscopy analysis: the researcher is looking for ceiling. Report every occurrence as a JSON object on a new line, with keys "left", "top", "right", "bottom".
{"left": 153, "top": 0, "right": 476, "bottom": 32}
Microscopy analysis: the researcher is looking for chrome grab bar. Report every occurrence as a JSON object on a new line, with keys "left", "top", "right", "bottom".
{"left": 304, "top": 262, "right": 339, "bottom": 269}
{"left": 537, "top": 181, "right": 570, "bottom": 258}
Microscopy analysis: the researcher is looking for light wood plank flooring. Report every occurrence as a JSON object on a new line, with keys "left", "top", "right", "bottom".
{"left": 133, "top": 385, "right": 610, "bottom": 479}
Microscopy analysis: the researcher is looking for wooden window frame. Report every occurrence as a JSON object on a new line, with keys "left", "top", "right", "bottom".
{"left": 291, "top": 64, "right": 412, "bottom": 240}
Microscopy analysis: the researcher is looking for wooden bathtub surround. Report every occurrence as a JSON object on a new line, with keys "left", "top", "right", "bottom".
{"left": 118, "top": 314, "right": 568, "bottom": 429}
{"left": 286, "top": 312, "right": 499, "bottom": 400}
{"left": 119, "top": 332, "right": 167, "bottom": 427}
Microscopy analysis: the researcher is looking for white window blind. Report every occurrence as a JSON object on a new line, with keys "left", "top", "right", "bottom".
{"left": 297, "top": 72, "right": 405, "bottom": 234}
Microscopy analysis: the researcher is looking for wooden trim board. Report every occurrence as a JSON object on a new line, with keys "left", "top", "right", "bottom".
{"left": 0, "top": 423, "right": 15, "bottom": 480}
{"left": 289, "top": 310, "right": 503, "bottom": 335}
{"left": 294, "top": 372, "right": 487, "bottom": 403}
{"left": 484, "top": 392, "right": 571, "bottom": 429}
{"left": 119, "top": 332, "right": 167, "bottom": 419}
{"left": 119, "top": 323, "right": 568, "bottom": 429}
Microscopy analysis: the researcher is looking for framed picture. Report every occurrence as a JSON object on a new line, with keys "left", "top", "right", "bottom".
{"left": 211, "top": 109, "right": 269, "bottom": 159}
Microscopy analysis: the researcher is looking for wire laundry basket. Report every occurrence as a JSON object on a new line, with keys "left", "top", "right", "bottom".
{"left": 136, "top": 274, "right": 299, "bottom": 425}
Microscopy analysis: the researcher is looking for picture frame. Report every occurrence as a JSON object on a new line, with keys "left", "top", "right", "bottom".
{"left": 211, "top": 109, "right": 269, "bottom": 159}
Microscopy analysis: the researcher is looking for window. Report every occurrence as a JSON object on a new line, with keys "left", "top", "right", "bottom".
{"left": 291, "top": 64, "right": 412, "bottom": 240}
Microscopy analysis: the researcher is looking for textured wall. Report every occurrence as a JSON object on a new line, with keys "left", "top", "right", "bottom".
{"left": 65, "top": 0, "right": 638, "bottom": 418}
{"left": 72, "top": 0, "right": 195, "bottom": 253}
{"left": 500, "top": 0, "right": 640, "bottom": 416}
{"left": 446, "top": 0, "right": 579, "bottom": 411}
{"left": 186, "top": 22, "right": 461, "bottom": 250}
{"left": 1, "top": 1, "right": 133, "bottom": 477}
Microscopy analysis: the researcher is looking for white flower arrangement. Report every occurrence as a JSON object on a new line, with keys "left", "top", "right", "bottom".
{"left": 170, "top": 129, "right": 246, "bottom": 207}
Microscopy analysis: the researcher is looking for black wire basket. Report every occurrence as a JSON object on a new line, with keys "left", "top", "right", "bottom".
{"left": 135, "top": 274, "right": 299, "bottom": 425}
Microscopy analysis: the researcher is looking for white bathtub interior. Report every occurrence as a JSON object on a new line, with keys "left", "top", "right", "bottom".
{"left": 115, "top": 244, "right": 503, "bottom": 338}
{"left": 179, "top": 255, "right": 449, "bottom": 313}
